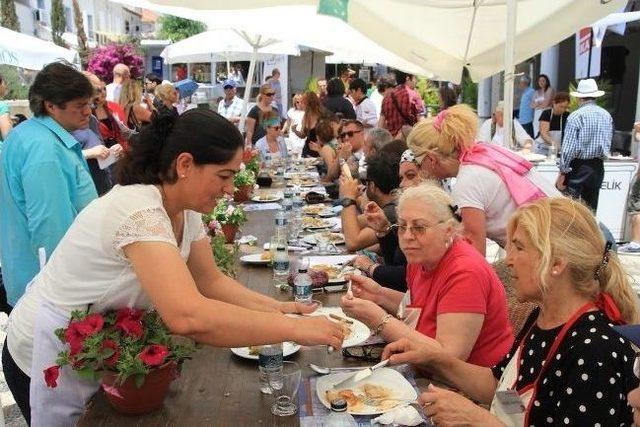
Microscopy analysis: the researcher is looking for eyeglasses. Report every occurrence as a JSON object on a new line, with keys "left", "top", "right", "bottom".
{"left": 339, "top": 129, "right": 362, "bottom": 140}
{"left": 390, "top": 221, "right": 444, "bottom": 236}
{"left": 264, "top": 92, "right": 276, "bottom": 97}
{"left": 342, "top": 344, "right": 384, "bottom": 362}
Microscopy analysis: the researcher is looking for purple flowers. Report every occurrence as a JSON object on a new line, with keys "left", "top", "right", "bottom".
{"left": 87, "top": 44, "right": 144, "bottom": 83}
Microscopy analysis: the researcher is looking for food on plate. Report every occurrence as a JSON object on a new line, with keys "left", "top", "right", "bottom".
{"left": 287, "top": 269, "right": 329, "bottom": 288}
{"left": 303, "top": 217, "right": 330, "bottom": 229}
{"left": 302, "top": 204, "right": 328, "bottom": 215}
{"left": 255, "top": 193, "right": 277, "bottom": 201}
{"left": 363, "top": 384, "right": 390, "bottom": 399}
{"left": 325, "top": 389, "right": 363, "bottom": 411}
{"left": 325, "top": 384, "right": 393, "bottom": 411}
{"left": 260, "top": 251, "right": 272, "bottom": 261}
{"left": 310, "top": 264, "right": 341, "bottom": 279}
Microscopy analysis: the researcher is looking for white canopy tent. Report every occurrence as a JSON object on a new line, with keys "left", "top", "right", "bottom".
{"left": 0, "top": 26, "right": 78, "bottom": 70}
{"left": 144, "top": 0, "right": 625, "bottom": 147}
{"left": 159, "top": 28, "right": 300, "bottom": 130}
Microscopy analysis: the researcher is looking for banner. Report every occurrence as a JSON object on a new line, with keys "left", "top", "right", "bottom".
{"left": 575, "top": 27, "right": 601, "bottom": 79}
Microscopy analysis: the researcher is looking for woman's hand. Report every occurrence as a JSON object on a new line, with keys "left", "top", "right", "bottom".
{"left": 339, "top": 175, "right": 359, "bottom": 199}
{"left": 277, "top": 301, "right": 320, "bottom": 315}
{"left": 346, "top": 274, "right": 382, "bottom": 303}
{"left": 291, "top": 316, "right": 344, "bottom": 349}
{"left": 341, "top": 295, "right": 385, "bottom": 327}
{"left": 111, "top": 143, "right": 124, "bottom": 159}
{"left": 352, "top": 255, "right": 376, "bottom": 273}
{"left": 85, "top": 145, "right": 110, "bottom": 160}
{"left": 421, "top": 384, "right": 500, "bottom": 426}
{"left": 381, "top": 337, "right": 437, "bottom": 366}
{"left": 364, "top": 202, "right": 391, "bottom": 232}
{"left": 309, "top": 141, "right": 322, "bottom": 153}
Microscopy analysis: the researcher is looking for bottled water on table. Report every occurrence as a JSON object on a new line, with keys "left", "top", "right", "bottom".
{"left": 282, "top": 188, "right": 293, "bottom": 213}
{"left": 274, "top": 208, "right": 288, "bottom": 239}
{"left": 324, "top": 398, "right": 358, "bottom": 426}
{"left": 273, "top": 246, "right": 290, "bottom": 287}
{"left": 258, "top": 343, "right": 283, "bottom": 394}
{"left": 292, "top": 190, "right": 304, "bottom": 214}
{"left": 294, "top": 264, "right": 313, "bottom": 305}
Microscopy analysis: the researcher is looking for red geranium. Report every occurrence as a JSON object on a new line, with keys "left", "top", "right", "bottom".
{"left": 242, "top": 149, "right": 258, "bottom": 162}
{"left": 64, "top": 322, "right": 87, "bottom": 355}
{"left": 138, "top": 344, "right": 169, "bottom": 366}
{"left": 75, "top": 313, "right": 104, "bottom": 336}
{"left": 44, "top": 366, "right": 60, "bottom": 388}
{"left": 115, "top": 308, "right": 144, "bottom": 338}
{"left": 101, "top": 339, "right": 120, "bottom": 367}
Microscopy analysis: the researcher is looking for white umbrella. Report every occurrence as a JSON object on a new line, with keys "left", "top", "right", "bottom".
{"left": 0, "top": 26, "right": 78, "bottom": 70}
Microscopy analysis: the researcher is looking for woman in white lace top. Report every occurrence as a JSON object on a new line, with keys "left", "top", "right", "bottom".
{"left": 3, "top": 109, "right": 345, "bottom": 426}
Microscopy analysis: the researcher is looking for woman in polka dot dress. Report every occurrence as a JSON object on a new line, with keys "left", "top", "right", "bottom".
{"left": 382, "top": 197, "right": 639, "bottom": 426}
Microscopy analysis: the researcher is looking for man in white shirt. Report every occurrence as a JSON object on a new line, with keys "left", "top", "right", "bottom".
{"left": 370, "top": 74, "right": 395, "bottom": 119}
{"left": 478, "top": 100, "right": 533, "bottom": 149}
{"left": 105, "top": 63, "right": 130, "bottom": 103}
{"left": 349, "top": 78, "right": 378, "bottom": 128}
{"left": 217, "top": 80, "right": 244, "bottom": 126}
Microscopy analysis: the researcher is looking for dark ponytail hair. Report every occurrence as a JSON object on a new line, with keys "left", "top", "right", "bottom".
{"left": 117, "top": 109, "right": 243, "bottom": 185}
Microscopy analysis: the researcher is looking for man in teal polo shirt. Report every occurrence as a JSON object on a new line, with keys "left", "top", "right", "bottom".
{"left": 0, "top": 62, "right": 98, "bottom": 308}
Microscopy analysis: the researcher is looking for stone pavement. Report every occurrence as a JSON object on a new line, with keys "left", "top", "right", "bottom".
{"left": 0, "top": 244, "right": 638, "bottom": 426}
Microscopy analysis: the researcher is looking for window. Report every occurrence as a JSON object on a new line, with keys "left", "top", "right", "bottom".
{"left": 64, "top": 7, "right": 73, "bottom": 32}
{"left": 125, "top": 20, "right": 130, "bottom": 33}
{"left": 87, "top": 14, "right": 94, "bottom": 40}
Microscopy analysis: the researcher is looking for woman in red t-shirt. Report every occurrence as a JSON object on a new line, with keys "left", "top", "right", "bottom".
{"left": 342, "top": 182, "right": 513, "bottom": 367}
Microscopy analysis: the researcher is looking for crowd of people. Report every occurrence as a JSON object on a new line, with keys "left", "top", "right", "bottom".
{"left": 0, "top": 60, "right": 640, "bottom": 426}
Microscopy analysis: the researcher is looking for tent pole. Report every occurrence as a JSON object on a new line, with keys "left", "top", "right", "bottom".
{"left": 503, "top": 0, "right": 517, "bottom": 150}
{"left": 239, "top": 45, "right": 258, "bottom": 144}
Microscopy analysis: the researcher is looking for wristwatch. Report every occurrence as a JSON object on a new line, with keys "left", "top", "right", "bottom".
{"left": 340, "top": 198, "right": 357, "bottom": 208}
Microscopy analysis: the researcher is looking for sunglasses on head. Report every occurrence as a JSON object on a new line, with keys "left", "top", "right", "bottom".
{"left": 339, "top": 130, "right": 362, "bottom": 139}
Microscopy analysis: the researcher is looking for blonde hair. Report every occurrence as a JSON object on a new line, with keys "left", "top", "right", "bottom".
{"left": 397, "top": 181, "right": 462, "bottom": 232}
{"left": 507, "top": 197, "right": 640, "bottom": 324}
{"left": 407, "top": 104, "right": 478, "bottom": 158}
{"left": 155, "top": 83, "right": 176, "bottom": 103}
{"left": 118, "top": 79, "right": 142, "bottom": 113}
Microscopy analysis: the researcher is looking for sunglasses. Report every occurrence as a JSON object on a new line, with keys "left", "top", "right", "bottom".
{"left": 339, "top": 130, "right": 362, "bottom": 139}
{"left": 264, "top": 92, "right": 276, "bottom": 97}
{"left": 342, "top": 344, "right": 384, "bottom": 362}
{"left": 269, "top": 126, "right": 282, "bottom": 131}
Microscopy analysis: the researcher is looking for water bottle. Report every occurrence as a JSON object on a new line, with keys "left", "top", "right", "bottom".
{"left": 325, "top": 399, "right": 357, "bottom": 426}
{"left": 263, "top": 153, "right": 272, "bottom": 171}
{"left": 273, "top": 246, "right": 290, "bottom": 287}
{"left": 258, "top": 343, "right": 283, "bottom": 394}
{"left": 275, "top": 208, "right": 288, "bottom": 239}
{"left": 282, "top": 189, "right": 293, "bottom": 213}
{"left": 292, "top": 190, "right": 304, "bottom": 215}
{"left": 294, "top": 264, "right": 313, "bottom": 304}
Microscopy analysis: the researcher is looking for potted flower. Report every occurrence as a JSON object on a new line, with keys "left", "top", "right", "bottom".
{"left": 233, "top": 163, "right": 256, "bottom": 203}
{"left": 243, "top": 149, "right": 260, "bottom": 177}
{"left": 204, "top": 221, "right": 239, "bottom": 277}
{"left": 203, "top": 197, "right": 247, "bottom": 244}
{"left": 44, "top": 308, "right": 197, "bottom": 415}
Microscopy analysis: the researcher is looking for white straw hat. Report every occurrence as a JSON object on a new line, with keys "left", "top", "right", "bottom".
{"left": 570, "top": 78, "right": 605, "bottom": 98}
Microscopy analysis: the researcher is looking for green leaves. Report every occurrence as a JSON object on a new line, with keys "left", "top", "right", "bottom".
{"left": 158, "top": 16, "right": 205, "bottom": 43}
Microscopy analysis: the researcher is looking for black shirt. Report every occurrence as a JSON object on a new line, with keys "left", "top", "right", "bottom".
{"left": 538, "top": 108, "right": 569, "bottom": 138}
{"left": 492, "top": 309, "right": 637, "bottom": 426}
{"left": 323, "top": 96, "right": 356, "bottom": 120}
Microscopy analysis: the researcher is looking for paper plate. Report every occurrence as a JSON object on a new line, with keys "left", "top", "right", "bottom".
{"left": 252, "top": 194, "right": 283, "bottom": 203}
{"left": 316, "top": 368, "right": 417, "bottom": 415}
{"left": 240, "top": 253, "right": 271, "bottom": 265}
{"left": 230, "top": 342, "right": 300, "bottom": 360}
{"left": 311, "top": 307, "right": 370, "bottom": 347}
{"left": 303, "top": 232, "right": 345, "bottom": 245}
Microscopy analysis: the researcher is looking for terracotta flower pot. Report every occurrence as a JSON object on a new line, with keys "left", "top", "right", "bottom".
{"left": 233, "top": 184, "right": 253, "bottom": 203}
{"left": 221, "top": 224, "right": 238, "bottom": 243}
{"left": 101, "top": 362, "right": 177, "bottom": 416}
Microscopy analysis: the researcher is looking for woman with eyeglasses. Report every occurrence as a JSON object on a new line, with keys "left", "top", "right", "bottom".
{"left": 245, "top": 84, "right": 279, "bottom": 146}
{"left": 407, "top": 104, "right": 559, "bottom": 256}
{"left": 382, "top": 197, "right": 639, "bottom": 426}
{"left": 255, "top": 111, "right": 288, "bottom": 160}
{"left": 341, "top": 182, "right": 513, "bottom": 368}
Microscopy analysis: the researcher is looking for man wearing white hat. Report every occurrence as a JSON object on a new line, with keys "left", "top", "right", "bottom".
{"left": 555, "top": 78, "right": 612, "bottom": 211}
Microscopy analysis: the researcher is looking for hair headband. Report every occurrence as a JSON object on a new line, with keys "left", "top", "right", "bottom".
{"left": 433, "top": 110, "right": 448, "bottom": 133}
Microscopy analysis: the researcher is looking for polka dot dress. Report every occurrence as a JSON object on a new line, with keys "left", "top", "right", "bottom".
{"left": 492, "top": 310, "right": 637, "bottom": 426}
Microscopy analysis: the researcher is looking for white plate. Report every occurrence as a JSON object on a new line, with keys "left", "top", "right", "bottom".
{"left": 252, "top": 194, "right": 283, "bottom": 203}
{"left": 302, "top": 204, "right": 331, "bottom": 216}
{"left": 230, "top": 342, "right": 301, "bottom": 360}
{"left": 516, "top": 152, "right": 546, "bottom": 162}
{"left": 316, "top": 367, "right": 417, "bottom": 415}
{"left": 312, "top": 307, "right": 370, "bottom": 347}
{"left": 240, "top": 253, "right": 271, "bottom": 265}
{"left": 303, "top": 217, "right": 340, "bottom": 230}
{"left": 303, "top": 232, "right": 345, "bottom": 245}
{"left": 318, "top": 209, "right": 336, "bottom": 218}
{"left": 608, "top": 155, "right": 635, "bottom": 161}
{"left": 309, "top": 264, "right": 360, "bottom": 284}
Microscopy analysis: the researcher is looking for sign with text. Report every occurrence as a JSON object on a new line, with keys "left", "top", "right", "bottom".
{"left": 575, "top": 28, "right": 601, "bottom": 79}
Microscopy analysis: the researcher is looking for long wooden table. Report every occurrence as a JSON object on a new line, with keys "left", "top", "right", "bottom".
{"left": 78, "top": 207, "right": 390, "bottom": 426}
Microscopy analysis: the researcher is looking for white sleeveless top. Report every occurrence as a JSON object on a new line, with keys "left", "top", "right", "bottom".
{"left": 7, "top": 184, "right": 206, "bottom": 375}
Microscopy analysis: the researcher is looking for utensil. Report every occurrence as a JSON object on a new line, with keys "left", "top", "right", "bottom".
{"left": 332, "top": 359, "right": 390, "bottom": 389}
{"left": 328, "top": 313, "right": 354, "bottom": 324}
{"left": 357, "top": 394, "right": 420, "bottom": 407}
{"left": 309, "top": 363, "right": 372, "bottom": 375}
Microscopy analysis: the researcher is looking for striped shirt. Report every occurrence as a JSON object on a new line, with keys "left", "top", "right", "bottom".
{"left": 558, "top": 101, "right": 612, "bottom": 173}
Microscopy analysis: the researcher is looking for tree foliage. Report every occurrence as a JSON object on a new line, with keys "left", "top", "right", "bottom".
{"left": 0, "top": 0, "right": 20, "bottom": 32}
{"left": 158, "top": 16, "right": 205, "bottom": 42}
{"left": 51, "top": 0, "right": 67, "bottom": 48}
{"left": 87, "top": 44, "right": 144, "bottom": 83}
{"left": 72, "top": 0, "right": 89, "bottom": 68}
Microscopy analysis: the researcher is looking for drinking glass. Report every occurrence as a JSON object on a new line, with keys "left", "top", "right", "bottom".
{"left": 270, "top": 235, "right": 287, "bottom": 259}
{"left": 270, "top": 361, "right": 301, "bottom": 417}
{"left": 288, "top": 214, "right": 302, "bottom": 242}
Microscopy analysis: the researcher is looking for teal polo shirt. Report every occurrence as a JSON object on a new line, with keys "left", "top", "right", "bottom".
{"left": 0, "top": 115, "right": 98, "bottom": 305}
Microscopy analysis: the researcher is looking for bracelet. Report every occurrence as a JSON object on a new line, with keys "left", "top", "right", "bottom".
{"left": 367, "top": 263, "right": 379, "bottom": 277}
{"left": 375, "top": 226, "right": 391, "bottom": 239}
{"left": 374, "top": 313, "right": 393, "bottom": 335}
